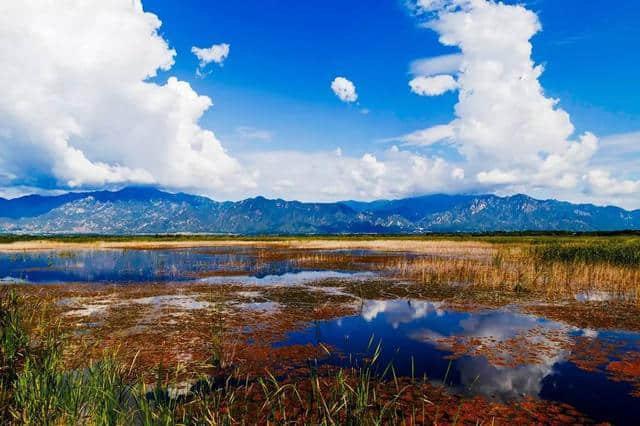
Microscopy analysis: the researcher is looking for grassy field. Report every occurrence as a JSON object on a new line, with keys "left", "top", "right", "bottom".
{"left": 532, "top": 238, "right": 640, "bottom": 266}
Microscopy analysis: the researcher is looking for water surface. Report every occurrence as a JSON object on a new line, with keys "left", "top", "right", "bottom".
{"left": 276, "top": 299, "right": 640, "bottom": 425}
{"left": 0, "top": 247, "right": 359, "bottom": 284}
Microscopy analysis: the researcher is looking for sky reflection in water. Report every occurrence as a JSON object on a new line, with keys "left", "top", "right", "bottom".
{"left": 276, "top": 299, "right": 640, "bottom": 425}
{"left": 0, "top": 248, "right": 341, "bottom": 284}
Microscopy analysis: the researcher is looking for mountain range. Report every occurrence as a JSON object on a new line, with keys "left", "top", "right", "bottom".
{"left": 0, "top": 187, "right": 638, "bottom": 234}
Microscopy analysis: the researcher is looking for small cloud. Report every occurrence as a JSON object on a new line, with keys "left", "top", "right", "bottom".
{"left": 191, "top": 43, "right": 230, "bottom": 71}
{"left": 409, "top": 75, "right": 458, "bottom": 96}
{"left": 195, "top": 67, "right": 212, "bottom": 79}
{"left": 359, "top": 108, "right": 370, "bottom": 115}
{"left": 235, "top": 126, "right": 272, "bottom": 142}
{"left": 410, "top": 53, "right": 463, "bottom": 76}
{"left": 331, "top": 77, "right": 358, "bottom": 103}
{"left": 379, "top": 124, "right": 454, "bottom": 147}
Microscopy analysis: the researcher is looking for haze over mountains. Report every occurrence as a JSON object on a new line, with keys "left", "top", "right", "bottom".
{"left": 0, "top": 187, "right": 638, "bottom": 234}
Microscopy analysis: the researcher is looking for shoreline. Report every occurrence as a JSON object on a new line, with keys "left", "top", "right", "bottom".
{"left": 0, "top": 238, "right": 495, "bottom": 254}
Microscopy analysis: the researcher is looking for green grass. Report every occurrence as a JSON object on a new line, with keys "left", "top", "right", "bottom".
{"left": 533, "top": 239, "right": 640, "bottom": 266}
{"left": 0, "top": 288, "right": 182, "bottom": 424}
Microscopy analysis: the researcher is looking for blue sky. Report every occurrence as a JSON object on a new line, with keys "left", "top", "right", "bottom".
{"left": 144, "top": 0, "right": 640, "bottom": 154}
{"left": 1, "top": 0, "right": 640, "bottom": 207}
{"left": 148, "top": 0, "right": 456, "bottom": 155}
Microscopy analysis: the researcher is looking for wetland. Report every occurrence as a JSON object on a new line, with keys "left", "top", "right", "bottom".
{"left": 2, "top": 236, "right": 640, "bottom": 424}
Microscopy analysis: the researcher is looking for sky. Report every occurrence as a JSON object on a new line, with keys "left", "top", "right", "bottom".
{"left": 1, "top": 0, "right": 639, "bottom": 208}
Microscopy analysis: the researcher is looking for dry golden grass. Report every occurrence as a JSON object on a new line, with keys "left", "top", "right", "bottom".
{"left": 249, "top": 240, "right": 640, "bottom": 302}
{"left": 281, "top": 238, "right": 495, "bottom": 256}
{"left": 0, "top": 239, "right": 260, "bottom": 252}
{"left": 0, "top": 238, "right": 494, "bottom": 254}
{"left": 390, "top": 246, "right": 640, "bottom": 302}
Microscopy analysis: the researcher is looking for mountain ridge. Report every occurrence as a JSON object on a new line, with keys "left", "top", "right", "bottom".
{"left": 1, "top": 187, "right": 638, "bottom": 234}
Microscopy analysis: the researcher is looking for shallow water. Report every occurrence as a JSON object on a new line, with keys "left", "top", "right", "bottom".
{"left": 0, "top": 247, "right": 357, "bottom": 284}
{"left": 199, "top": 270, "right": 376, "bottom": 286}
{"left": 574, "top": 289, "right": 638, "bottom": 302}
{"left": 275, "top": 299, "right": 640, "bottom": 425}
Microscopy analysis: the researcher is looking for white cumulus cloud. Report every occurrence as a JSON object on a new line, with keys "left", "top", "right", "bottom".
{"left": 191, "top": 43, "right": 230, "bottom": 68}
{"left": 331, "top": 77, "right": 358, "bottom": 103}
{"left": 0, "top": 1, "right": 252, "bottom": 195}
{"left": 418, "top": 0, "right": 587, "bottom": 181}
{"left": 585, "top": 170, "right": 640, "bottom": 196}
{"left": 241, "top": 146, "right": 465, "bottom": 201}
{"left": 399, "top": 0, "right": 640, "bottom": 206}
{"left": 409, "top": 75, "right": 458, "bottom": 96}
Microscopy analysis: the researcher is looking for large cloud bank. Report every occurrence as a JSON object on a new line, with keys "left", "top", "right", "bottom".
{"left": 241, "top": 147, "right": 466, "bottom": 201}
{"left": 405, "top": 0, "right": 640, "bottom": 207}
{"left": 0, "top": 1, "right": 252, "bottom": 195}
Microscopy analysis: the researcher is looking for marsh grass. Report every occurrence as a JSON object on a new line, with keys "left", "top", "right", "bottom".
{"left": 249, "top": 237, "right": 640, "bottom": 302}
{"left": 388, "top": 245, "right": 640, "bottom": 302}
{"left": 533, "top": 240, "right": 640, "bottom": 266}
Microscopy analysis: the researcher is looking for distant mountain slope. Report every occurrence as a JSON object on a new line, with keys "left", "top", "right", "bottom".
{"left": 344, "top": 194, "right": 476, "bottom": 222}
{"left": 0, "top": 187, "right": 638, "bottom": 234}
